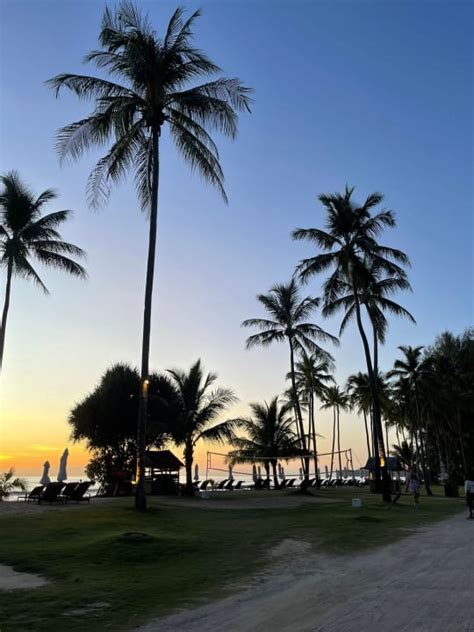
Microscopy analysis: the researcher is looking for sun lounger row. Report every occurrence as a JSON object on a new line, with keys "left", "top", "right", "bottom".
{"left": 18, "top": 481, "right": 92, "bottom": 504}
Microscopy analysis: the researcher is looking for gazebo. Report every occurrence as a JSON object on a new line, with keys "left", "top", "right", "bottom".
{"left": 363, "top": 456, "right": 403, "bottom": 492}
{"left": 144, "top": 450, "right": 183, "bottom": 495}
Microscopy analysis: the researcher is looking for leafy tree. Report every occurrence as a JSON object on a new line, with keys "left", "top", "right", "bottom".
{"left": 242, "top": 279, "right": 337, "bottom": 480}
{"left": 69, "top": 363, "right": 173, "bottom": 489}
{"left": 0, "top": 468, "right": 27, "bottom": 501}
{"left": 165, "top": 359, "right": 239, "bottom": 496}
{"left": 48, "top": 2, "right": 251, "bottom": 510}
{"left": 0, "top": 171, "right": 86, "bottom": 369}
{"left": 293, "top": 186, "right": 410, "bottom": 500}
{"left": 229, "top": 397, "right": 302, "bottom": 489}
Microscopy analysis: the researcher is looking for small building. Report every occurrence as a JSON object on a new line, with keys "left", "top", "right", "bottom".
{"left": 144, "top": 450, "right": 184, "bottom": 495}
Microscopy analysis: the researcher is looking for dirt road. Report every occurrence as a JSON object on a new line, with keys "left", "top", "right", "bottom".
{"left": 138, "top": 513, "right": 474, "bottom": 632}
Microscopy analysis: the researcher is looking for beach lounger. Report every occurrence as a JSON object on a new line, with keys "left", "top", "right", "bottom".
{"left": 215, "top": 479, "right": 228, "bottom": 490}
{"left": 17, "top": 485, "right": 44, "bottom": 502}
{"left": 224, "top": 479, "right": 234, "bottom": 491}
{"left": 233, "top": 481, "right": 245, "bottom": 490}
{"left": 286, "top": 478, "right": 296, "bottom": 488}
{"left": 66, "top": 481, "right": 92, "bottom": 503}
{"left": 38, "top": 482, "right": 65, "bottom": 504}
{"left": 60, "top": 482, "right": 79, "bottom": 501}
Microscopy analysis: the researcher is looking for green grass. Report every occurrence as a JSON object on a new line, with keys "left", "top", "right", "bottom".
{"left": 0, "top": 489, "right": 463, "bottom": 632}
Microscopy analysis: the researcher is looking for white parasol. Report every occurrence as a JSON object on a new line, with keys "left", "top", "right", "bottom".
{"left": 252, "top": 465, "right": 258, "bottom": 482}
{"left": 57, "top": 448, "right": 69, "bottom": 482}
{"left": 40, "top": 461, "right": 51, "bottom": 486}
{"left": 194, "top": 464, "right": 199, "bottom": 481}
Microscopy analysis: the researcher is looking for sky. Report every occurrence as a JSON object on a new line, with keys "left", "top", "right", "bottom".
{"left": 0, "top": 0, "right": 472, "bottom": 478}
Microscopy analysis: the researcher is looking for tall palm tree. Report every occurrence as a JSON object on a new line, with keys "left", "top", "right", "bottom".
{"left": 229, "top": 397, "right": 302, "bottom": 489}
{"left": 293, "top": 186, "right": 410, "bottom": 501}
{"left": 242, "top": 279, "right": 338, "bottom": 480}
{"left": 47, "top": 3, "right": 251, "bottom": 510}
{"left": 323, "top": 260, "right": 415, "bottom": 376}
{"left": 291, "top": 351, "right": 334, "bottom": 479}
{"left": 320, "top": 385, "right": 349, "bottom": 479}
{"left": 0, "top": 171, "right": 86, "bottom": 370}
{"left": 346, "top": 372, "right": 373, "bottom": 461}
{"left": 165, "top": 359, "right": 239, "bottom": 496}
{"left": 389, "top": 345, "right": 432, "bottom": 495}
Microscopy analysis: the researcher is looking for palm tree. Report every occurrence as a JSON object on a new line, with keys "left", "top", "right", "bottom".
{"left": 242, "top": 279, "right": 338, "bottom": 480}
{"left": 229, "top": 397, "right": 302, "bottom": 489}
{"left": 0, "top": 468, "right": 27, "bottom": 501}
{"left": 47, "top": 3, "right": 251, "bottom": 510}
{"left": 320, "top": 385, "right": 349, "bottom": 479}
{"left": 389, "top": 345, "right": 432, "bottom": 495}
{"left": 346, "top": 372, "right": 373, "bottom": 461}
{"left": 165, "top": 359, "right": 239, "bottom": 496}
{"left": 291, "top": 351, "right": 334, "bottom": 479}
{"left": 0, "top": 171, "right": 86, "bottom": 370}
{"left": 323, "top": 260, "right": 415, "bottom": 376}
{"left": 293, "top": 186, "right": 410, "bottom": 501}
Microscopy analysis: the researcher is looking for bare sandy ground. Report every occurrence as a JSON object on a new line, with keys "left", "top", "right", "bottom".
{"left": 0, "top": 564, "right": 49, "bottom": 591}
{"left": 137, "top": 513, "right": 474, "bottom": 632}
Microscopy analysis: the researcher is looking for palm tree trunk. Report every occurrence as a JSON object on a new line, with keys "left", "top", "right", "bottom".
{"left": 352, "top": 290, "right": 390, "bottom": 501}
{"left": 271, "top": 460, "right": 279, "bottom": 489}
{"left": 337, "top": 406, "right": 342, "bottom": 477}
{"left": 288, "top": 337, "right": 309, "bottom": 480}
{"left": 414, "top": 381, "right": 432, "bottom": 495}
{"left": 0, "top": 259, "right": 13, "bottom": 371}
{"left": 363, "top": 410, "right": 371, "bottom": 461}
{"left": 310, "top": 393, "right": 319, "bottom": 481}
{"left": 329, "top": 407, "right": 336, "bottom": 479}
{"left": 135, "top": 129, "right": 160, "bottom": 512}
{"left": 184, "top": 440, "right": 194, "bottom": 496}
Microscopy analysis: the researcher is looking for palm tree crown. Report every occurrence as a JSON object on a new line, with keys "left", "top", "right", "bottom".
{"left": 47, "top": 3, "right": 252, "bottom": 207}
{"left": 242, "top": 279, "right": 337, "bottom": 359}
{"left": 0, "top": 171, "right": 86, "bottom": 369}
{"left": 293, "top": 186, "right": 409, "bottom": 305}
{"left": 229, "top": 397, "right": 302, "bottom": 488}
{"left": 166, "top": 359, "right": 239, "bottom": 494}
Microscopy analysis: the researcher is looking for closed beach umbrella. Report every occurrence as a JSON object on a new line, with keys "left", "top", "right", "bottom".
{"left": 194, "top": 464, "right": 199, "bottom": 482}
{"left": 57, "top": 448, "right": 69, "bottom": 482}
{"left": 325, "top": 465, "right": 329, "bottom": 479}
{"left": 40, "top": 461, "right": 51, "bottom": 486}
{"left": 257, "top": 466, "right": 261, "bottom": 479}
{"left": 278, "top": 463, "right": 283, "bottom": 479}
{"left": 228, "top": 464, "right": 234, "bottom": 481}
{"left": 281, "top": 466, "right": 285, "bottom": 480}
{"left": 252, "top": 465, "right": 258, "bottom": 482}
{"left": 299, "top": 467, "right": 303, "bottom": 480}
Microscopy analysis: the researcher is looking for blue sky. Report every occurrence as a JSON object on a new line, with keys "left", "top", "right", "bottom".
{"left": 0, "top": 0, "right": 472, "bottom": 474}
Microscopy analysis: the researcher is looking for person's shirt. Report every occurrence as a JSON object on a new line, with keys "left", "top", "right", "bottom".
{"left": 465, "top": 480, "right": 474, "bottom": 494}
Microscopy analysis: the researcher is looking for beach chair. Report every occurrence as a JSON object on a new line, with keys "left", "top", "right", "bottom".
{"left": 215, "top": 479, "right": 228, "bottom": 491}
{"left": 17, "top": 485, "right": 43, "bottom": 502}
{"left": 224, "top": 479, "right": 235, "bottom": 491}
{"left": 60, "top": 482, "right": 79, "bottom": 501}
{"left": 286, "top": 478, "right": 296, "bottom": 488}
{"left": 38, "top": 482, "right": 65, "bottom": 504}
{"left": 233, "top": 480, "right": 245, "bottom": 490}
{"left": 66, "top": 481, "right": 92, "bottom": 503}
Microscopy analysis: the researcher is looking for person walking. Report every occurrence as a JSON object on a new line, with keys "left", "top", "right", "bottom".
{"left": 465, "top": 475, "right": 474, "bottom": 520}
{"left": 406, "top": 466, "right": 420, "bottom": 507}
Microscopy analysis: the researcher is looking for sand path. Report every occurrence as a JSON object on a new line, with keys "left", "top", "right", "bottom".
{"left": 138, "top": 513, "right": 474, "bottom": 632}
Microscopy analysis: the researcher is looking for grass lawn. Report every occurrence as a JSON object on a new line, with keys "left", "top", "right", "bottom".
{"left": 0, "top": 488, "right": 463, "bottom": 632}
